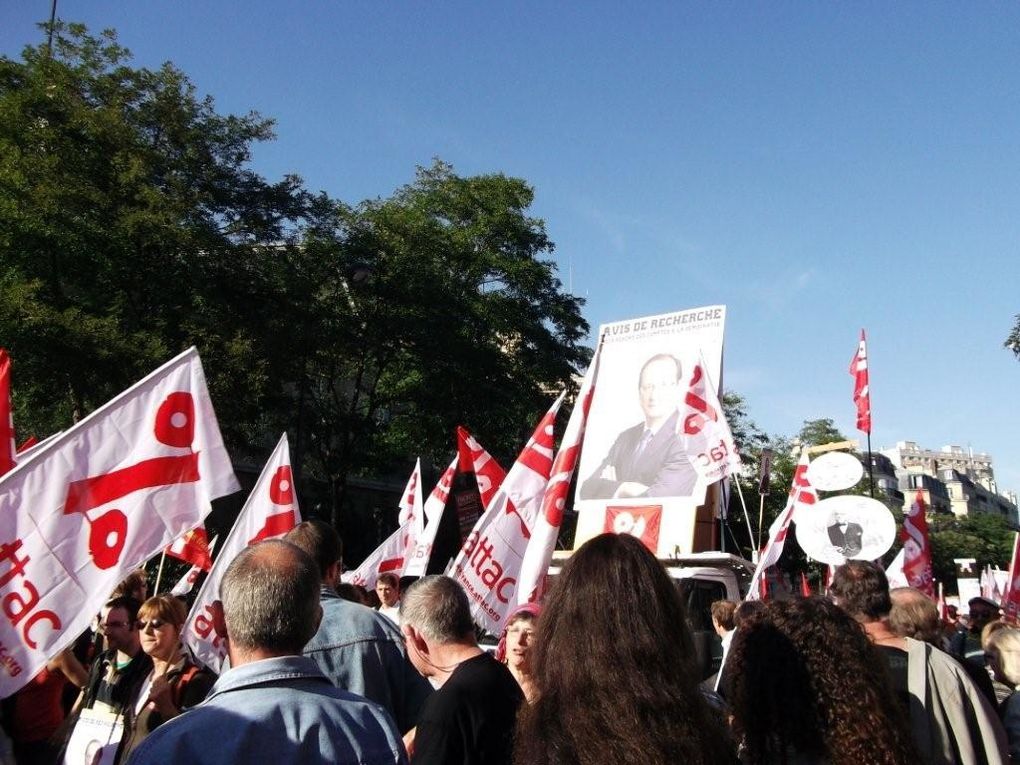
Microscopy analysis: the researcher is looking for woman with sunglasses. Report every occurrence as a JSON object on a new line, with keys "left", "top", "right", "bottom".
{"left": 116, "top": 595, "right": 215, "bottom": 763}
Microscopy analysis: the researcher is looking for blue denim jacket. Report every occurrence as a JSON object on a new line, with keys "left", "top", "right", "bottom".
{"left": 126, "top": 655, "right": 407, "bottom": 765}
{"left": 304, "top": 587, "right": 432, "bottom": 732}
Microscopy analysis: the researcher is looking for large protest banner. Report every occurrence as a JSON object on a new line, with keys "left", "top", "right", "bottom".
{"left": 573, "top": 306, "right": 727, "bottom": 555}
{"left": 0, "top": 348, "right": 238, "bottom": 696}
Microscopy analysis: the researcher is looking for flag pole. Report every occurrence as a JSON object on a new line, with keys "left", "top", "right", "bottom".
{"left": 153, "top": 549, "right": 167, "bottom": 595}
{"left": 730, "top": 475, "right": 756, "bottom": 560}
{"left": 756, "top": 493, "right": 765, "bottom": 559}
{"left": 867, "top": 432, "right": 875, "bottom": 498}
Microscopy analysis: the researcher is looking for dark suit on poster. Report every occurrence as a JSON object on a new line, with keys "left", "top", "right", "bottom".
{"left": 580, "top": 411, "right": 699, "bottom": 500}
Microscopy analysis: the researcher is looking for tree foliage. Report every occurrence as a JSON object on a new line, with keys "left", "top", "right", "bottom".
{"left": 1, "top": 24, "right": 590, "bottom": 528}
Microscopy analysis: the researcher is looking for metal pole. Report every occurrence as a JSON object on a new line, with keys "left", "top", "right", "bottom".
{"left": 46, "top": 0, "right": 58, "bottom": 57}
{"left": 153, "top": 549, "right": 167, "bottom": 595}
{"left": 730, "top": 475, "right": 756, "bottom": 560}
{"left": 867, "top": 432, "right": 875, "bottom": 498}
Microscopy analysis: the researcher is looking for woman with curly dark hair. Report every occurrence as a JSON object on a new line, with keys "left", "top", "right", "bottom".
{"left": 728, "top": 596, "right": 918, "bottom": 765}
{"left": 514, "top": 533, "right": 738, "bottom": 765}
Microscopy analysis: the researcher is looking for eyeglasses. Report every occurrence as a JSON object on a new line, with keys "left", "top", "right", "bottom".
{"left": 137, "top": 619, "right": 168, "bottom": 630}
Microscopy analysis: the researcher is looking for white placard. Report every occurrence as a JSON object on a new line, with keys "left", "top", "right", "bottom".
{"left": 806, "top": 451, "right": 864, "bottom": 492}
{"left": 795, "top": 495, "right": 896, "bottom": 565}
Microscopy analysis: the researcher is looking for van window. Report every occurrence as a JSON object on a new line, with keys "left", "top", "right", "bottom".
{"left": 678, "top": 579, "right": 728, "bottom": 631}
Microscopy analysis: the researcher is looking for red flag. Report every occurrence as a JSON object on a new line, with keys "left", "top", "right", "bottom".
{"left": 458, "top": 427, "right": 506, "bottom": 511}
{"left": 901, "top": 490, "right": 934, "bottom": 597}
{"left": 1002, "top": 533, "right": 1020, "bottom": 624}
{"left": 800, "top": 572, "right": 811, "bottom": 597}
{"left": 165, "top": 526, "right": 214, "bottom": 571}
{"left": 849, "top": 329, "right": 871, "bottom": 434}
{"left": 0, "top": 349, "right": 16, "bottom": 477}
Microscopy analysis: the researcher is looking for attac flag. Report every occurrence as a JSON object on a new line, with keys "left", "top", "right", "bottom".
{"left": 342, "top": 460, "right": 425, "bottom": 589}
{"left": 165, "top": 526, "right": 214, "bottom": 572}
{"left": 1002, "top": 533, "right": 1020, "bottom": 624}
{"left": 458, "top": 427, "right": 506, "bottom": 512}
{"left": 746, "top": 451, "right": 817, "bottom": 601}
{"left": 448, "top": 393, "right": 564, "bottom": 635}
{"left": 518, "top": 339, "right": 604, "bottom": 605}
{"left": 402, "top": 456, "right": 459, "bottom": 578}
{"left": 901, "top": 490, "right": 934, "bottom": 598}
{"left": 680, "top": 350, "right": 741, "bottom": 483}
{"left": 849, "top": 329, "right": 871, "bottom": 434}
{"left": 342, "top": 526, "right": 406, "bottom": 590}
{"left": 0, "top": 348, "right": 238, "bottom": 696}
{"left": 184, "top": 433, "right": 299, "bottom": 672}
{"left": 0, "top": 349, "right": 16, "bottom": 477}
{"left": 170, "top": 535, "right": 218, "bottom": 597}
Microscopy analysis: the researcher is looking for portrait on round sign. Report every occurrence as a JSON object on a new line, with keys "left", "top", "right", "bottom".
{"left": 579, "top": 353, "right": 698, "bottom": 501}
{"left": 794, "top": 495, "right": 896, "bottom": 566}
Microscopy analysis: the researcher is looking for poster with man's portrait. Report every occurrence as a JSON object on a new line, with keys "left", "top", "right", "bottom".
{"left": 574, "top": 306, "right": 727, "bottom": 553}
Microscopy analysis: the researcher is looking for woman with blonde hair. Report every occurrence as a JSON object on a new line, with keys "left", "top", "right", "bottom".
{"left": 514, "top": 533, "right": 737, "bottom": 765}
{"left": 116, "top": 595, "right": 215, "bottom": 763}
{"left": 986, "top": 627, "right": 1020, "bottom": 761}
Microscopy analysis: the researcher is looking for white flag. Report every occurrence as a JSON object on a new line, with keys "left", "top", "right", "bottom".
{"left": 448, "top": 393, "right": 564, "bottom": 634}
{"left": 184, "top": 433, "right": 299, "bottom": 672}
{"left": 679, "top": 350, "right": 741, "bottom": 483}
{"left": 403, "top": 457, "right": 458, "bottom": 578}
{"left": 341, "top": 527, "right": 405, "bottom": 590}
{"left": 518, "top": 342, "right": 603, "bottom": 605}
{"left": 885, "top": 547, "right": 909, "bottom": 589}
{"left": 0, "top": 348, "right": 238, "bottom": 696}
{"left": 746, "top": 452, "right": 816, "bottom": 601}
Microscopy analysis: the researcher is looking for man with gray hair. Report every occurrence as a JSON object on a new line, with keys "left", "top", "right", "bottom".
{"left": 400, "top": 575, "right": 521, "bottom": 765}
{"left": 128, "top": 540, "right": 407, "bottom": 765}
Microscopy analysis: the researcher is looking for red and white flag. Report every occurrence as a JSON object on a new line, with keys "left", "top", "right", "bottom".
{"left": 458, "top": 427, "right": 506, "bottom": 511}
{"left": 901, "top": 490, "right": 934, "bottom": 597}
{"left": 342, "top": 460, "right": 426, "bottom": 589}
{"left": 747, "top": 451, "right": 817, "bottom": 601}
{"left": 165, "top": 526, "right": 214, "bottom": 572}
{"left": 401, "top": 456, "right": 459, "bottom": 578}
{"left": 169, "top": 535, "right": 219, "bottom": 597}
{"left": 448, "top": 393, "right": 564, "bottom": 634}
{"left": 518, "top": 341, "right": 603, "bottom": 605}
{"left": 0, "top": 349, "right": 17, "bottom": 477}
{"left": 849, "top": 329, "right": 871, "bottom": 434}
{"left": 1002, "top": 533, "right": 1020, "bottom": 623}
{"left": 680, "top": 350, "right": 741, "bottom": 484}
{"left": 184, "top": 433, "right": 299, "bottom": 672}
{"left": 0, "top": 348, "right": 238, "bottom": 696}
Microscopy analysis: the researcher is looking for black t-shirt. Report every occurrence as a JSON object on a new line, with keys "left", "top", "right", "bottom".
{"left": 412, "top": 652, "right": 523, "bottom": 765}
{"left": 877, "top": 645, "right": 911, "bottom": 720}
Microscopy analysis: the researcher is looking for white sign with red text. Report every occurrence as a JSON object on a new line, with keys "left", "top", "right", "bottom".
{"left": 448, "top": 394, "right": 563, "bottom": 635}
{"left": 184, "top": 433, "right": 299, "bottom": 672}
{"left": 0, "top": 348, "right": 238, "bottom": 696}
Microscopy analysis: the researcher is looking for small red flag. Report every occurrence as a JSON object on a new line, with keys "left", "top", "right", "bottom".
{"left": 901, "top": 490, "right": 934, "bottom": 597}
{"left": 165, "top": 526, "right": 214, "bottom": 571}
{"left": 1003, "top": 533, "right": 1020, "bottom": 624}
{"left": 800, "top": 572, "right": 812, "bottom": 597}
{"left": 849, "top": 330, "right": 871, "bottom": 434}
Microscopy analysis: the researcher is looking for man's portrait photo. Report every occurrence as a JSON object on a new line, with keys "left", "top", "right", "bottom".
{"left": 579, "top": 353, "right": 698, "bottom": 500}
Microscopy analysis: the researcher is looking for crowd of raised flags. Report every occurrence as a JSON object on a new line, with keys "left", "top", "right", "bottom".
{"left": 1, "top": 325, "right": 1019, "bottom": 700}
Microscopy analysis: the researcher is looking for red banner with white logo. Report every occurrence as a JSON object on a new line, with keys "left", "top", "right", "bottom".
{"left": 603, "top": 505, "right": 662, "bottom": 553}
{"left": 849, "top": 329, "right": 871, "bottom": 434}
{"left": 448, "top": 393, "right": 563, "bottom": 635}
{"left": 901, "top": 490, "right": 934, "bottom": 598}
{"left": 1002, "top": 533, "right": 1020, "bottom": 623}
{"left": 0, "top": 348, "right": 238, "bottom": 696}
{"left": 165, "top": 526, "right": 213, "bottom": 572}
{"left": 184, "top": 433, "right": 299, "bottom": 672}
{"left": 681, "top": 350, "right": 741, "bottom": 483}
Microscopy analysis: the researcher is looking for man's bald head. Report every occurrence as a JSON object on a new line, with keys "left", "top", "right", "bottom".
{"left": 889, "top": 586, "right": 942, "bottom": 644}
{"left": 221, "top": 540, "right": 321, "bottom": 655}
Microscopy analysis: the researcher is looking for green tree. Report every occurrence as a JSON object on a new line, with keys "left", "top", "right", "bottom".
{"left": 0, "top": 23, "right": 309, "bottom": 443}
{"left": 1005, "top": 314, "right": 1020, "bottom": 359}
{"left": 929, "top": 512, "right": 1014, "bottom": 593}
{"left": 289, "top": 161, "right": 590, "bottom": 523}
{"left": 797, "top": 418, "right": 849, "bottom": 448}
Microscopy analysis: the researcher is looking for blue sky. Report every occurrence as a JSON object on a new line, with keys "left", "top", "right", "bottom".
{"left": 4, "top": 3, "right": 1019, "bottom": 493}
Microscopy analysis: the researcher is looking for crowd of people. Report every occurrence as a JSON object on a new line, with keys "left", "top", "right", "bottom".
{"left": 3, "top": 526, "right": 1020, "bottom": 764}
